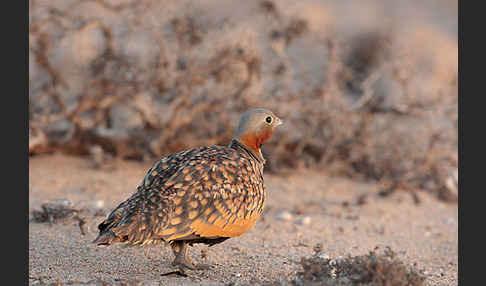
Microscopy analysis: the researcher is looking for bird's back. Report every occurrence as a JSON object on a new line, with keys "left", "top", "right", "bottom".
{"left": 93, "top": 141, "right": 265, "bottom": 246}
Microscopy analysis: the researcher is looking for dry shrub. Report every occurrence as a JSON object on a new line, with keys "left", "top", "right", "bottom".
{"left": 291, "top": 245, "right": 426, "bottom": 286}
{"left": 29, "top": 0, "right": 457, "bottom": 201}
{"left": 30, "top": 200, "right": 88, "bottom": 235}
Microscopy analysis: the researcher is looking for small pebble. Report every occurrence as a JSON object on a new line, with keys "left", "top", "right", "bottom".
{"left": 277, "top": 211, "right": 293, "bottom": 221}
{"left": 233, "top": 273, "right": 241, "bottom": 278}
{"left": 296, "top": 216, "right": 312, "bottom": 225}
{"left": 92, "top": 200, "right": 105, "bottom": 209}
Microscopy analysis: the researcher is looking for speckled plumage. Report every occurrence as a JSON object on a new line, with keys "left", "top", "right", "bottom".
{"left": 93, "top": 108, "right": 282, "bottom": 272}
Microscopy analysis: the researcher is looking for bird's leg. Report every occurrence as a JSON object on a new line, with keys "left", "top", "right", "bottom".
{"left": 171, "top": 241, "right": 212, "bottom": 271}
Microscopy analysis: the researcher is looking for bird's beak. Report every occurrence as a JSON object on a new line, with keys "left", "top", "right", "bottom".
{"left": 276, "top": 117, "right": 283, "bottom": 126}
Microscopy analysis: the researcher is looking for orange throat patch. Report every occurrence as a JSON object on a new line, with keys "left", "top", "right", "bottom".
{"left": 238, "top": 128, "right": 273, "bottom": 157}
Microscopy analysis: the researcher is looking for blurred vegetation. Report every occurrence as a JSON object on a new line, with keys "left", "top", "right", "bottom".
{"left": 29, "top": 0, "right": 457, "bottom": 201}
{"left": 289, "top": 245, "right": 426, "bottom": 286}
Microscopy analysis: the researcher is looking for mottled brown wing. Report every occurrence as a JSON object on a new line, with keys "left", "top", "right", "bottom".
{"left": 95, "top": 190, "right": 174, "bottom": 245}
{"left": 139, "top": 147, "right": 209, "bottom": 190}
{"left": 157, "top": 147, "right": 266, "bottom": 242}
{"left": 94, "top": 147, "right": 208, "bottom": 245}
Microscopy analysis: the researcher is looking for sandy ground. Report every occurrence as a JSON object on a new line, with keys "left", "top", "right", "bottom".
{"left": 29, "top": 154, "right": 458, "bottom": 285}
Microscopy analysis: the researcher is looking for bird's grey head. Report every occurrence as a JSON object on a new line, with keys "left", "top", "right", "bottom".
{"left": 233, "top": 108, "right": 282, "bottom": 154}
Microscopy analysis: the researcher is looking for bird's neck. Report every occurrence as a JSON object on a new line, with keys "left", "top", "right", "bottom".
{"left": 229, "top": 138, "right": 265, "bottom": 164}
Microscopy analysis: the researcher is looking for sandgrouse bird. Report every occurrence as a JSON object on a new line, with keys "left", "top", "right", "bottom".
{"left": 92, "top": 108, "right": 282, "bottom": 272}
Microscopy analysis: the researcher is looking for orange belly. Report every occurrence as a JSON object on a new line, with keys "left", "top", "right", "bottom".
{"left": 192, "top": 214, "right": 260, "bottom": 238}
{"left": 163, "top": 211, "right": 261, "bottom": 241}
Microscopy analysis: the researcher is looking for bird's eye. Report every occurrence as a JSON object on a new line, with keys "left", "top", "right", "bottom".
{"left": 265, "top": 116, "right": 273, "bottom": 124}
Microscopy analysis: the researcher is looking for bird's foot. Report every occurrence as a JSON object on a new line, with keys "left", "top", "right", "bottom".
{"left": 172, "top": 257, "right": 212, "bottom": 271}
{"left": 170, "top": 240, "right": 213, "bottom": 274}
